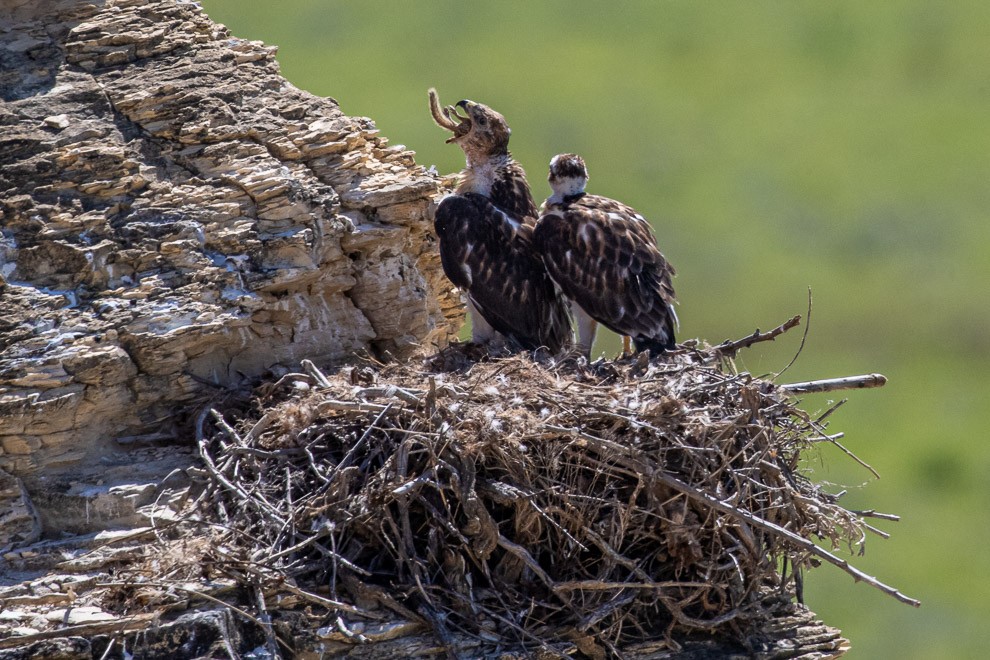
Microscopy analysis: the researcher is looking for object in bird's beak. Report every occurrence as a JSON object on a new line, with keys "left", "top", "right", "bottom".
{"left": 429, "top": 88, "right": 472, "bottom": 142}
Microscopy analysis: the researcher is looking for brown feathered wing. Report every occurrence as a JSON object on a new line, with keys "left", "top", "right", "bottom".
{"left": 435, "top": 192, "right": 571, "bottom": 353}
{"left": 534, "top": 195, "right": 677, "bottom": 353}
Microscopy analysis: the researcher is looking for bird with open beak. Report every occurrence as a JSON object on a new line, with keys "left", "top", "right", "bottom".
{"left": 428, "top": 89, "right": 570, "bottom": 354}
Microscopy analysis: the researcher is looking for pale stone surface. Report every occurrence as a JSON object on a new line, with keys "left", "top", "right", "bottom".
{"left": 44, "top": 606, "right": 116, "bottom": 625}
{"left": 0, "top": 0, "right": 464, "bottom": 518}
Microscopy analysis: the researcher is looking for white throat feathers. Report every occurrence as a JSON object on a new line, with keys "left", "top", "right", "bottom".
{"left": 547, "top": 175, "right": 588, "bottom": 205}
{"left": 458, "top": 153, "right": 511, "bottom": 197}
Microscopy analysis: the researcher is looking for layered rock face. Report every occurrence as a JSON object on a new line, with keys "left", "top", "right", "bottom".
{"left": 0, "top": 0, "right": 462, "bottom": 534}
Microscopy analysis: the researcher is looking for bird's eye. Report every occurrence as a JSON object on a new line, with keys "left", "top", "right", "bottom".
{"left": 477, "top": 116, "right": 487, "bottom": 126}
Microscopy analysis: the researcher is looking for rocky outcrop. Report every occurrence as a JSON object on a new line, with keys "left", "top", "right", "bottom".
{"left": 0, "top": 0, "right": 463, "bottom": 522}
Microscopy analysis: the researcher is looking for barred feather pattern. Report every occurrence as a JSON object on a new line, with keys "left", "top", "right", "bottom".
{"left": 487, "top": 160, "right": 540, "bottom": 221}
{"left": 535, "top": 194, "right": 678, "bottom": 353}
{"left": 435, "top": 192, "right": 571, "bottom": 353}
{"left": 430, "top": 95, "right": 571, "bottom": 352}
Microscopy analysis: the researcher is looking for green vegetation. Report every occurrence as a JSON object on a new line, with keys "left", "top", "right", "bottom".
{"left": 201, "top": 2, "right": 990, "bottom": 656}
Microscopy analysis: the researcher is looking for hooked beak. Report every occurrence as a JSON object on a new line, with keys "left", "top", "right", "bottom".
{"left": 444, "top": 101, "right": 473, "bottom": 143}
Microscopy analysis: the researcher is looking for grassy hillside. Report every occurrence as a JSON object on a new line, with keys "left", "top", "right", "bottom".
{"left": 201, "top": 2, "right": 990, "bottom": 657}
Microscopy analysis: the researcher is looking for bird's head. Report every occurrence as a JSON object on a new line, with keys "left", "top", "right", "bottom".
{"left": 429, "top": 88, "right": 511, "bottom": 162}
{"left": 548, "top": 153, "right": 588, "bottom": 199}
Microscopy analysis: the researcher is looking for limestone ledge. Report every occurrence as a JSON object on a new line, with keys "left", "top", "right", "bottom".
{"left": 0, "top": 0, "right": 464, "bottom": 499}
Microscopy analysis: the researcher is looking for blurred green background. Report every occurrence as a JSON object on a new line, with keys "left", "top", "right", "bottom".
{"left": 202, "top": 1, "right": 988, "bottom": 656}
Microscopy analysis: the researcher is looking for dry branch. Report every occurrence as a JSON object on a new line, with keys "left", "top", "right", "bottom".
{"left": 0, "top": 614, "right": 160, "bottom": 650}
{"left": 556, "top": 424, "right": 916, "bottom": 607}
{"left": 708, "top": 315, "right": 802, "bottom": 358}
{"left": 780, "top": 374, "right": 888, "bottom": 394}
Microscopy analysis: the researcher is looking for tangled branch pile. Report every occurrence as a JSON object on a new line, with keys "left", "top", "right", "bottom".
{"left": 158, "top": 323, "right": 908, "bottom": 657}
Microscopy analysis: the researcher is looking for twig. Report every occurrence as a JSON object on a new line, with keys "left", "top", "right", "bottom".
{"left": 98, "top": 637, "right": 116, "bottom": 660}
{"left": 330, "top": 402, "right": 394, "bottom": 480}
{"left": 302, "top": 444, "right": 331, "bottom": 485}
{"left": 809, "top": 432, "right": 845, "bottom": 442}
{"left": 357, "top": 385, "right": 423, "bottom": 407}
{"left": 776, "top": 288, "right": 813, "bottom": 379}
{"left": 426, "top": 375, "right": 437, "bottom": 417}
{"left": 229, "top": 445, "right": 285, "bottom": 460}
{"left": 710, "top": 315, "right": 802, "bottom": 359}
{"left": 861, "top": 522, "right": 891, "bottom": 540}
{"left": 254, "top": 583, "right": 282, "bottom": 659}
{"left": 826, "top": 437, "right": 881, "bottom": 480}
{"left": 650, "top": 462, "right": 919, "bottom": 607}
{"left": 578, "top": 589, "right": 637, "bottom": 632}
{"left": 553, "top": 426, "right": 919, "bottom": 606}
{"left": 197, "top": 418, "right": 283, "bottom": 523}
{"left": 302, "top": 359, "right": 332, "bottom": 388}
{"left": 815, "top": 398, "right": 847, "bottom": 424}
{"left": 317, "top": 618, "right": 423, "bottom": 643}
{"left": 849, "top": 509, "right": 900, "bottom": 522}
{"left": 496, "top": 536, "right": 556, "bottom": 592}
{"left": 0, "top": 614, "right": 160, "bottom": 649}
{"left": 333, "top": 616, "right": 370, "bottom": 643}
{"left": 244, "top": 410, "right": 277, "bottom": 443}
{"left": 581, "top": 529, "right": 654, "bottom": 583}
{"left": 270, "top": 372, "right": 315, "bottom": 392}
{"left": 210, "top": 409, "right": 246, "bottom": 446}
{"left": 417, "top": 603, "right": 459, "bottom": 660}
{"left": 316, "top": 399, "right": 390, "bottom": 415}
{"left": 658, "top": 594, "right": 748, "bottom": 631}
{"left": 790, "top": 406, "right": 880, "bottom": 478}
{"left": 554, "top": 580, "right": 712, "bottom": 592}
{"left": 264, "top": 526, "right": 331, "bottom": 562}
{"left": 275, "top": 582, "right": 383, "bottom": 619}
{"left": 779, "top": 374, "right": 888, "bottom": 394}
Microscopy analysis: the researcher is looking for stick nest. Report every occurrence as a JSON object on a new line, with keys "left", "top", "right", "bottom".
{"left": 174, "top": 333, "right": 895, "bottom": 655}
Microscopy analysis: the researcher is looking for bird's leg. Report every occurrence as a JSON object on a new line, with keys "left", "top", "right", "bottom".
{"left": 467, "top": 298, "right": 497, "bottom": 343}
{"left": 573, "top": 302, "right": 598, "bottom": 359}
{"left": 622, "top": 335, "right": 633, "bottom": 357}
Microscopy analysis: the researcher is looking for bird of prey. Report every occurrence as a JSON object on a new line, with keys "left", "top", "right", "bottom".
{"left": 429, "top": 89, "right": 570, "bottom": 353}
{"left": 534, "top": 153, "right": 678, "bottom": 358}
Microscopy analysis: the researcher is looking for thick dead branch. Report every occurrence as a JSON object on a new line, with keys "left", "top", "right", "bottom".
{"left": 0, "top": 614, "right": 160, "bottom": 650}
{"left": 780, "top": 374, "right": 888, "bottom": 394}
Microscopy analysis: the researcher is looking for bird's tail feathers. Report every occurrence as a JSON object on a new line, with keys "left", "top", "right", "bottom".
{"left": 633, "top": 328, "right": 676, "bottom": 357}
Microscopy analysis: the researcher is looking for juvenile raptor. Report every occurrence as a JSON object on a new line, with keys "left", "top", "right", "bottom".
{"left": 429, "top": 89, "right": 570, "bottom": 353}
{"left": 534, "top": 153, "right": 678, "bottom": 358}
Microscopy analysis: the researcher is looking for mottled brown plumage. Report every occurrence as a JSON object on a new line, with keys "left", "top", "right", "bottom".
{"left": 535, "top": 154, "right": 678, "bottom": 357}
{"left": 429, "top": 89, "right": 570, "bottom": 353}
